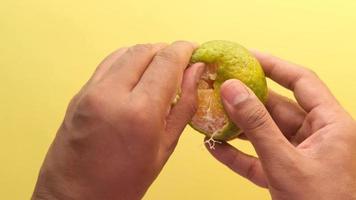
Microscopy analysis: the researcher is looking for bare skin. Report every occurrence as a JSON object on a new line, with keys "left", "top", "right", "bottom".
{"left": 207, "top": 51, "right": 356, "bottom": 200}
{"left": 32, "top": 43, "right": 356, "bottom": 200}
{"left": 32, "top": 41, "right": 205, "bottom": 200}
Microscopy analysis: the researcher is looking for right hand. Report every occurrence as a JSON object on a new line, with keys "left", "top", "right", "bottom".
{"left": 206, "top": 51, "right": 356, "bottom": 200}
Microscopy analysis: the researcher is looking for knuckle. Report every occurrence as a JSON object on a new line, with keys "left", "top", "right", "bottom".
{"left": 132, "top": 110, "right": 151, "bottom": 124}
{"left": 127, "top": 105, "right": 162, "bottom": 131}
{"left": 155, "top": 48, "right": 181, "bottom": 64}
{"left": 225, "top": 153, "right": 239, "bottom": 168}
{"left": 130, "top": 43, "right": 153, "bottom": 54}
{"left": 246, "top": 159, "right": 260, "bottom": 180}
{"left": 68, "top": 89, "right": 107, "bottom": 129}
{"left": 67, "top": 92, "right": 81, "bottom": 111}
{"left": 126, "top": 98, "right": 153, "bottom": 124}
{"left": 245, "top": 105, "right": 270, "bottom": 131}
{"left": 79, "top": 89, "right": 105, "bottom": 112}
{"left": 302, "top": 67, "right": 318, "bottom": 78}
{"left": 172, "top": 40, "right": 194, "bottom": 48}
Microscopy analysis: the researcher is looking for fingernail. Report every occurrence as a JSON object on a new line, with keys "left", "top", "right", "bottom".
{"left": 221, "top": 79, "right": 249, "bottom": 105}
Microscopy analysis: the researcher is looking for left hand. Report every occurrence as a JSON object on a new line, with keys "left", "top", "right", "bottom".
{"left": 32, "top": 41, "right": 204, "bottom": 200}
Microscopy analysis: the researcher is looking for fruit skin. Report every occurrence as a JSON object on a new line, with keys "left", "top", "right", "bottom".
{"left": 190, "top": 40, "right": 268, "bottom": 141}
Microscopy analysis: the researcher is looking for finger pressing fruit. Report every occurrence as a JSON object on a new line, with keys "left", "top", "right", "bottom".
{"left": 189, "top": 40, "right": 268, "bottom": 149}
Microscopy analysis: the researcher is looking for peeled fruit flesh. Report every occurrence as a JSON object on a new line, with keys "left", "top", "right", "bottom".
{"left": 189, "top": 40, "right": 268, "bottom": 144}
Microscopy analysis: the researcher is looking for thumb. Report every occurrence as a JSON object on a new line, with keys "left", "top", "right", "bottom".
{"left": 220, "top": 79, "right": 293, "bottom": 160}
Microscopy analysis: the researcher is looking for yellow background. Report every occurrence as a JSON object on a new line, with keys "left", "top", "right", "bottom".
{"left": 1, "top": 0, "right": 356, "bottom": 199}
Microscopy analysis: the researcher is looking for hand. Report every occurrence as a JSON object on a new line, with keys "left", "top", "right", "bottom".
{"left": 206, "top": 51, "right": 356, "bottom": 200}
{"left": 32, "top": 41, "right": 205, "bottom": 200}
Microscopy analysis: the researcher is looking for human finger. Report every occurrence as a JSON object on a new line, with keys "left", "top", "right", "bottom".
{"left": 90, "top": 47, "right": 128, "bottom": 83}
{"left": 252, "top": 50, "right": 339, "bottom": 112}
{"left": 220, "top": 79, "right": 295, "bottom": 162}
{"left": 266, "top": 90, "right": 306, "bottom": 142}
{"left": 104, "top": 43, "right": 168, "bottom": 90}
{"left": 134, "top": 41, "right": 197, "bottom": 111}
{"left": 162, "top": 63, "right": 205, "bottom": 155}
{"left": 205, "top": 139, "right": 268, "bottom": 188}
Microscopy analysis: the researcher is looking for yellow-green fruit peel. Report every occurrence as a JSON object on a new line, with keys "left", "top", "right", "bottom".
{"left": 189, "top": 40, "right": 268, "bottom": 141}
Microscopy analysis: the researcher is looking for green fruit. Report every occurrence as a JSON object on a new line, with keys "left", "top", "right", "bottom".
{"left": 189, "top": 40, "right": 268, "bottom": 143}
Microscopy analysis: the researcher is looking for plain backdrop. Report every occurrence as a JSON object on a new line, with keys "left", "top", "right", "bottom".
{"left": 1, "top": 0, "right": 356, "bottom": 199}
